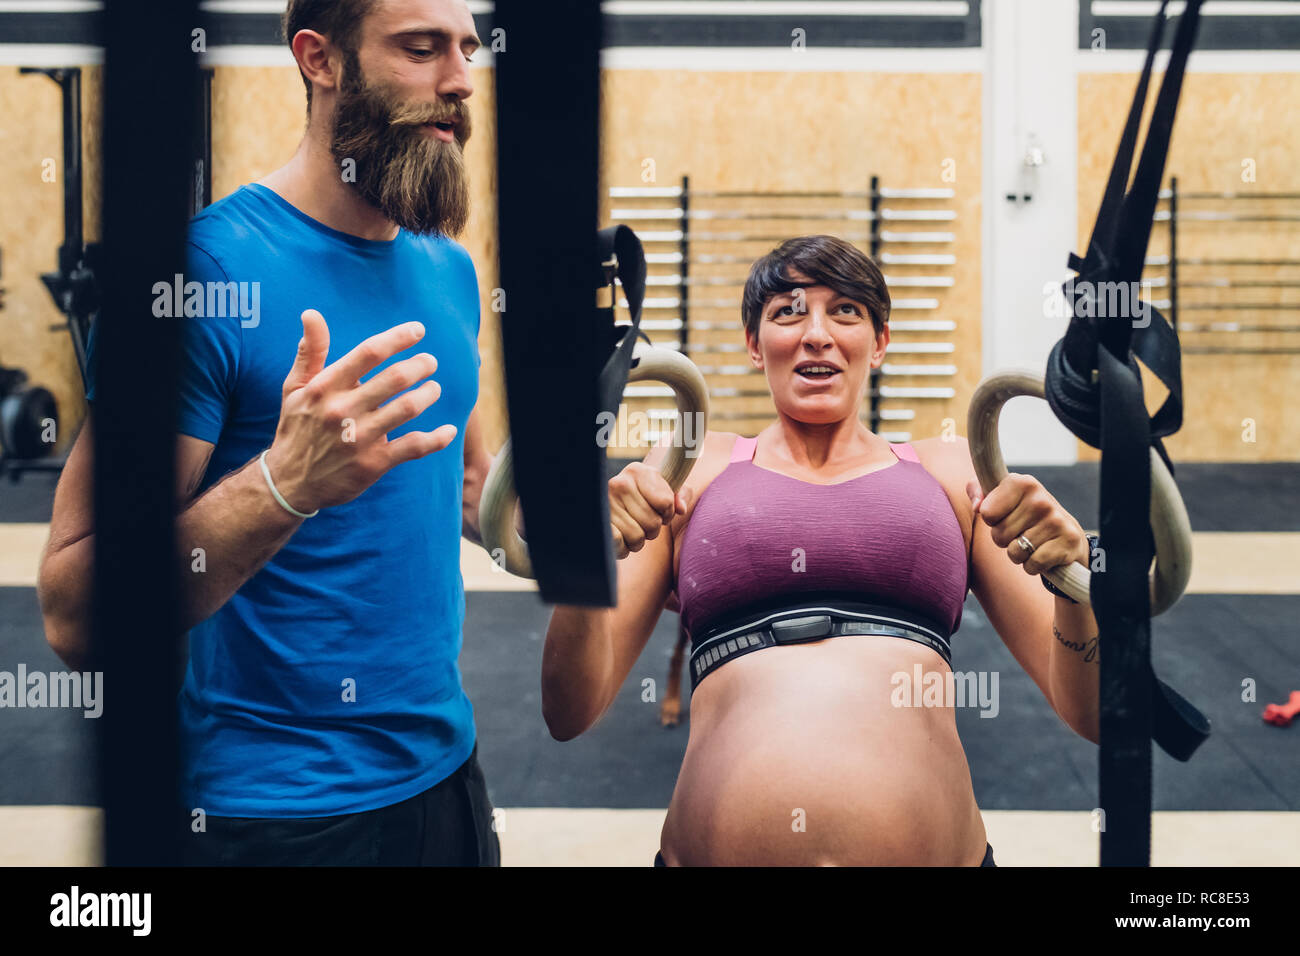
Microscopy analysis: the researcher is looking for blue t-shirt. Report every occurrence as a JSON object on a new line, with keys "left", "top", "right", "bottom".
{"left": 86, "top": 183, "right": 481, "bottom": 817}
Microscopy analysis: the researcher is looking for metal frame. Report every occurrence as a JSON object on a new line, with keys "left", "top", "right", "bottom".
{"left": 1152, "top": 174, "right": 1300, "bottom": 354}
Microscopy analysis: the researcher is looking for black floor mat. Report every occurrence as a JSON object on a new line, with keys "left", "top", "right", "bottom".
{"left": 2, "top": 585, "right": 1295, "bottom": 811}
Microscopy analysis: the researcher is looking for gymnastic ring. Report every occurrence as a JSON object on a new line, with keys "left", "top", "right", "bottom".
{"left": 966, "top": 369, "right": 1193, "bottom": 616}
{"left": 480, "top": 341, "right": 710, "bottom": 579}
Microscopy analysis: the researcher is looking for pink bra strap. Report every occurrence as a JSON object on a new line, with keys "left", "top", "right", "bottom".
{"left": 730, "top": 435, "right": 759, "bottom": 463}
{"left": 890, "top": 442, "right": 919, "bottom": 463}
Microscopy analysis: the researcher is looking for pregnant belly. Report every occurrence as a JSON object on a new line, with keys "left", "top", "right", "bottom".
{"left": 659, "top": 640, "right": 987, "bottom": 866}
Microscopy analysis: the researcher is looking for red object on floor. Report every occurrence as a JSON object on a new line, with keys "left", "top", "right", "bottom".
{"left": 1262, "top": 691, "right": 1300, "bottom": 727}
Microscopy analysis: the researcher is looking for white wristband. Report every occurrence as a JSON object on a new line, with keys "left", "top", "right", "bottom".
{"left": 259, "top": 449, "right": 319, "bottom": 519}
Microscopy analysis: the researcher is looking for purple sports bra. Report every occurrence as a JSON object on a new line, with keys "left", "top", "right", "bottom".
{"left": 676, "top": 435, "right": 969, "bottom": 645}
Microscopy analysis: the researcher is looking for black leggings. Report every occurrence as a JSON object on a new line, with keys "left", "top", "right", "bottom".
{"left": 654, "top": 843, "right": 997, "bottom": 867}
{"left": 180, "top": 744, "right": 500, "bottom": 866}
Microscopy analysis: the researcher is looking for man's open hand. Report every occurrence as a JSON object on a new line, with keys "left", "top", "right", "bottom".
{"left": 263, "top": 309, "right": 459, "bottom": 513}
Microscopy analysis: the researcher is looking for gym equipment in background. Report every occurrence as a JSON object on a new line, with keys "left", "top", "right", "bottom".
{"left": 606, "top": 175, "right": 960, "bottom": 444}
{"left": 21, "top": 67, "right": 98, "bottom": 389}
{"left": 6, "top": 65, "right": 214, "bottom": 484}
{"left": 0, "top": 247, "right": 61, "bottom": 479}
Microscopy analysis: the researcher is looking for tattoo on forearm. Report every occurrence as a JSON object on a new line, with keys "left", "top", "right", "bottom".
{"left": 1053, "top": 623, "right": 1099, "bottom": 663}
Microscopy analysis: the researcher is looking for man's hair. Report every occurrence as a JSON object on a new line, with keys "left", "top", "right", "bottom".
{"left": 282, "top": 0, "right": 375, "bottom": 110}
{"left": 741, "top": 234, "right": 891, "bottom": 341}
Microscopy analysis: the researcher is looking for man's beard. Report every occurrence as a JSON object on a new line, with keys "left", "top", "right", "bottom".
{"left": 329, "top": 54, "right": 472, "bottom": 237}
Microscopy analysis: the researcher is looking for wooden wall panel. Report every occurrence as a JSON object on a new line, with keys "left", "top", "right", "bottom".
{"left": 600, "top": 70, "right": 983, "bottom": 454}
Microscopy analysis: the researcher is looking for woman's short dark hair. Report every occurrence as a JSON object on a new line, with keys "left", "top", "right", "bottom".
{"left": 740, "top": 235, "right": 890, "bottom": 341}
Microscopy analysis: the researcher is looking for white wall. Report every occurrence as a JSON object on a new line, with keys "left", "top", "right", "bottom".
{"left": 982, "top": 0, "right": 1082, "bottom": 464}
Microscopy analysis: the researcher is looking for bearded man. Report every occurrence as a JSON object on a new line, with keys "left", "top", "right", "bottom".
{"left": 38, "top": 0, "right": 500, "bottom": 865}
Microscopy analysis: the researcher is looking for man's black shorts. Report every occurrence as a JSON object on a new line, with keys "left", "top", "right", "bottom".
{"left": 180, "top": 744, "right": 500, "bottom": 866}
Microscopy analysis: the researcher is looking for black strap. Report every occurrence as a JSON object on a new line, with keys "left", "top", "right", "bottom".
{"left": 1044, "top": 0, "right": 1210, "bottom": 867}
{"left": 1059, "top": 0, "right": 1185, "bottom": 471}
{"left": 595, "top": 225, "right": 650, "bottom": 422}
{"left": 688, "top": 600, "right": 953, "bottom": 690}
{"left": 1095, "top": 344, "right": 1157, "bottom": 865}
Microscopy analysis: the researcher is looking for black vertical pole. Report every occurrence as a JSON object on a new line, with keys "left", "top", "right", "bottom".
{"left": 679, "top": 174, "right": 690, "bottom": 357}
{"left": 868, "top": 174, "right": 882, "bottom": 434}
{"left": 1169, "top": 176, "right": 1179, "bottom": 333}
{"left": 676, "top": 173, "right": 692, "bottom": 688}
{"left": 94, "top": 0, "right": 195, "bottom": 866}
{"left": 58, "top": 69, "right": 89, "bottom": 379}
{"left": 60, "top": 69, "right": 83, "bottom": 259}
{"left": 496, "top": 0, "right": 607, "bottom": 605}
{"left": 19, "top": 67, "right": 93, "bottom": 385}
{"left": 192, "top": 67, "right": 214, "bottom": 216}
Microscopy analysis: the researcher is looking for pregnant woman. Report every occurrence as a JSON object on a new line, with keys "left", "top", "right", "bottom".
{"left": 542, "top": 234, "right": 1099, "bottom": 866}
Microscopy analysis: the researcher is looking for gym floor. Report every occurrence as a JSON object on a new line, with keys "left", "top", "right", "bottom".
{"left": 2, "top": 457, "right": 1297, "bottom": 866}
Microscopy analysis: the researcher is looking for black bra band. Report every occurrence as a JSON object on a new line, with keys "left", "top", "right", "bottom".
{"left": 687, "top": 601, "right": 953, "bottom": 691}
